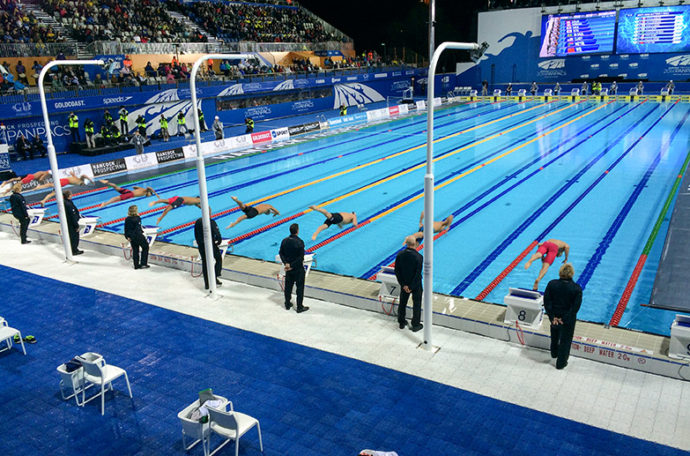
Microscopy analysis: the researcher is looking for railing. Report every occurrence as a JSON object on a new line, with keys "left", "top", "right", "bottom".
{"left": 0, "top": 64, "right": 417, "bottom": 104}
{"left": 0, "top": 42, "right": 79, "bottom": 58}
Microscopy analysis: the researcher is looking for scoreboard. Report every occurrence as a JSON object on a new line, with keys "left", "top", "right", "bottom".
{"left": 539, "top": 10, "right": 616, "bottom": 57}
{"left": 617, "top": 6, "right": 690, "bottom": 54}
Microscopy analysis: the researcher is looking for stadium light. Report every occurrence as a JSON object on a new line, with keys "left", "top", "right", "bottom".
{"left": 189, "top": 53, "right": 252, "bottom": 295}
{"left": 38, "top": 59, "right": 104, "bottom": 262}
{"left": 423, "top": 41, "right": 484, "bottom": 350}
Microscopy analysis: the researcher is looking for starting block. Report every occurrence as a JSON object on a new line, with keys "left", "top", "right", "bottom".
{"left": 275, "top": 254, "right": 315, "bottom": 280}
{"left": 27, "top": 208, "right": 46, "bottom": 227}
{"left": 143, "top": 226, "right": 159, "bottom": 247}
{"left": 669, "top": 314, "right": 690, "bottom": 360}
{"left": 78, "top": 216, "right": 99, "bottom": 237}
{"left": 376, "top": 266, "right": 400, "bottom": 303}
{"left": 190, "top": 239, "right": 233, "bottom": 277}
{"left": 504, "top": 287, "right": 544, "bottom": 329}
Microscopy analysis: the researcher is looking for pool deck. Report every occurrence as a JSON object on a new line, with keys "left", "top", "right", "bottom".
{"left": 3, "top": 211, "right": 687, "bottom": 381}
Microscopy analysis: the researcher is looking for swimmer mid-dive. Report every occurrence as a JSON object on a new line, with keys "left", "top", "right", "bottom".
{"left": 1, "top": 170, "right": 52, "bottom": 196}
{"left": 98, "top": 179, "right": 159, "bottom": 208}
{"left": 148, "top": 196, "right": 201, "bottom": 224}
{"left": 226, "top": 195, "right": 279, "bottom": 228}
{"left": 524, "top": 238, "right": 570, "bottom": 290}
{"left": 36, "top": 171, "right": 93, "bottom": 206}
{"left": 309, "top": 205, "right": 358, "bottom": 240}
{"left": 412, "top": 211, "right": 453, "bottom": 241}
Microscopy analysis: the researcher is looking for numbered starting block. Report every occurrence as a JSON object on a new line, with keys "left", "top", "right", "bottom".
{"left": 11, "top": 208, "right": 45, "bottom": 237}
{"left": 274, "top": 253, "right": 315, "bottom": 290}
{"left": 376, "top": 266, "right": 400, "bottom": 303}
{"left": 504, "top": 287, "right": 544, "bottom": 329}
{"left": 143, "top": 226, "right": 159, "bottom": 247}
{"left": 78, "top": 216, "right": 99, "bottom": 237}
{"left": 669, "top": 314, "right": 690, "bottom": 360}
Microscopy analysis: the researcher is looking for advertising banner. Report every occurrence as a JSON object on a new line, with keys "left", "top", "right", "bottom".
{"left": 91, "top": 158, "right": 127, "bottom": 177}
{"left": 251, "top": 131, "right": 272, "bottom": 144}
{"left": 125, "top": 152, "right": 158, "bottom": 171}
{"left": 270, "top": 127, "right": 290, "bottom": 142}
{"left": 155, "top": 147, "right": 185, "bottom": 164}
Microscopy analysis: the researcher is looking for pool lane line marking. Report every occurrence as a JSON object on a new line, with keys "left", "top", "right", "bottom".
{"left": 361, "top": 101, "right": 634, "bottom": 280}
{"left": 577, "top": 105, "right": 689, "bottom": 292}
{"left": 99, "top": 101, "right": 548, "bottom": 230}
{"left": 301, "top": 101, "right": 596, "bottom": 254}
{"left": 610, "top": 107, "right": 690, "bottom": 327}
{"left": 38, "top": 101, "right": 496, "bottom": 211}
{"left": 152, "top": 101, "right": 560, "bottom": 236}
{"left": 220, "top": 104, "right": 591, "bottom": 247}
{"left": 467, "top": 101, "right": 675, "bottom": 300}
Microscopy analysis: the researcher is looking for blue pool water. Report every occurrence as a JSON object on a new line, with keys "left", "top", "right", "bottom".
{"left": 47, "top": 100, "right": 690, "bottom": 336}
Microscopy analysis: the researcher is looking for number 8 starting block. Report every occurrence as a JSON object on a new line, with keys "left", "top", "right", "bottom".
{"left": 504, "top": 287, "right": 544, "bottom": 329}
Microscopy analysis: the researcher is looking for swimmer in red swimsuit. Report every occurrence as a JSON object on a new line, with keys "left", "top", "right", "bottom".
{"left": 226, "top": 195, "right": 280, "bottom": 229}
{"left": 309, "top": 205, "right": 358, "bottom": 240}
{"left": 412, "top": 211, "right": 454, "bottom": 242}
{"left": 37, "top": 171, "right": 93, "bottom": 206}
{"left": 524, "top": 238, "right": 570, "bottom": 290}
{"left": 1, "top": 170, "right": 51, "bottom": 195}
{"left": 98, "top": 179, "right": 159, "bottom": 208}
{"left": 148, "top": 195, "right": 201, "bottom": 224}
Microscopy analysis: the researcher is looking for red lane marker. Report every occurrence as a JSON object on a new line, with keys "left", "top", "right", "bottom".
{"left": 368, "top": 229, "right": 448, "bottom": 280}
{"left": 158, "top": 206, "right": 241, "bottom": 236}
{"left": 46, "top": 202, "right": 104, "bottom": 219}
{"left": 97, "top": 206, "right": 164, "bottom": 227}
{"left": 226, "top": 211, "right": 306, "bottom": 244}
{"left": 306, "top": 220, "right": 371, "bottom": 253}
{"left": 609, "top": 254, "right": 648, "bottom": 326}
{"left": 27, "top": 185, "right": 109, "bottom": 207}
{"left": 475, "top": 240, "right": 539, "bottom": 301}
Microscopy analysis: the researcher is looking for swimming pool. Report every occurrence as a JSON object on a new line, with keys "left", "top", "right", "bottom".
{"left": 51, "top": 99, "right": 690, "bottom": 336}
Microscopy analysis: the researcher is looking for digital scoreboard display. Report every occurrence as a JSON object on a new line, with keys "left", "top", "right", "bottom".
{"left": 539, "top": 10, "right": 616, "bottom": 57}
{"left": 616, "top": 6, "right": 690, "bottom": 54}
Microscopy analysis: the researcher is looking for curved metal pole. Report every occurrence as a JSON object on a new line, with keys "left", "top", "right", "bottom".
{"left": 190, "top": 53, "right": 252, "bottom": 295}
{"left": 38, "top": 59, "right": 103, "bottom": 262}
{"left": 424, "top": 42, "right": 480, "bottom": 349}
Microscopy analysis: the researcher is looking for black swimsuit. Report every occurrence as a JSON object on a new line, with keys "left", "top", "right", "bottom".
{"left": 324, "top": 212, "right": 344, "bottom": 226}
{"left": 243, "top": 206, "right": 259, "bottom": 218}
{"left": 170, "top": 197, "right": 184, "bottom": 209}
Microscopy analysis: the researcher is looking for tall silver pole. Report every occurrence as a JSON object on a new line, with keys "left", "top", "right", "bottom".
{"left": 190, "top": 53, "right": 252, "bottom": 294}
{"left": 38, "top": 59, "right": 103, "bottom": 262}
{"left": 429, "top": 0, "right": 435, "bottom": 67}
{"left": 424, "top": 42, "right": 480, "bottom": 349}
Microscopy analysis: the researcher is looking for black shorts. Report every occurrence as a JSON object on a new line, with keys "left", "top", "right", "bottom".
{"left": 324, "top": 212, "right": 343, "bottom": 226}
{"left": 170, "top": 197, "right": 184, "bottom": 209}
{"left": 243, "top": 206, "right": 259, "bottom": 219}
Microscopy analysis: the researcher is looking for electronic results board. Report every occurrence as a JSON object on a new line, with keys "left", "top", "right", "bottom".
{"left": 539, "top": 10, "right": 617, "bottom": 57}
{"left": 617, "top": 6, "right": 690, "bottom": 54}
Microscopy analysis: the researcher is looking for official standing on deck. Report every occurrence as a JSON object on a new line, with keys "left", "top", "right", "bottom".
{"left": 394, "top": 235, "right": 423, "bottom": 332}
{"left": 194, "top": 210, "right": 223, "bottom": 290}
{"left": 124, "top": 205, "right": 149, "bottom": 269}
{"left": 279, "top": 223, "right": 309, "bottom": 313}
{"left": 63, "top": 190, "right": 83, "bottom": 255}
{"left": 9, "top": 183, "right": 30, "bottom": 244}
{"left": 544, "top": 263, "right": 582, "bottom": 370}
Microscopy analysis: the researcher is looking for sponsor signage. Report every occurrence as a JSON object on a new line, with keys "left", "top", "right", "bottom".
{"left": 251, "top": 131, "right": 272, "bottom": 144}
{"left": 155, "top": 147, "right": 185, "bottom": 164}
{"left": 288, "top": 124, "right": 306, "bottom": 136}
{"left": 388, "top": 106, "right": 400, "bottom": 116}
{"left": 91, "top": 158, "right": 127, "bottom": 177}
{"left": 303, "top": 122, "right": 320, "bottom": 133}
{"left": 270, "top": 127, "right": 289, "bottom": 142}
{"left": 125, "top": 152, "right": 156, "bottom": 171}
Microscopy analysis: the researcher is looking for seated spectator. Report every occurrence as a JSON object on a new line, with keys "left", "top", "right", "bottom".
{"left": 145, "top": 62, "right": 157, "bottom": 78}
{"left": 15, "top": 61, "right": 28, "bottom": 85}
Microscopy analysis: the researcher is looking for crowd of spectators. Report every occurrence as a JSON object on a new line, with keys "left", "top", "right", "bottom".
{"left": 166, "top": 0, "right": 340, "bottom": 43}
{"left": 41, "top": 0, "right": 206, "bottom": 43}
{"left": 1, "top": 0, "right": 66, "bottom": 45}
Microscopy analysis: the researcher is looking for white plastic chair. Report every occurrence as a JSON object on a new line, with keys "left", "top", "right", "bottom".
{"left": 79, "top": 353, "right": 133, "bottom": 415}
{"left": 208, "top": 406, "right": 263, "bottom": 456}
{"left": 0, "top": 317, "right": 26, "bottom": 355}
{"left": 178, "top": 395, "right": 230, "bottom": 456}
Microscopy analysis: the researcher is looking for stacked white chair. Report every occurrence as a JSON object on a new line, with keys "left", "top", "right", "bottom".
{"left": 78, "top": 353, "right": 133, "bottom": 415}
{"left": 178, "top": 395, "right": 230, "bottom": 456}
{"left": 0, "top": 317, "right": 26, "bottom": 356}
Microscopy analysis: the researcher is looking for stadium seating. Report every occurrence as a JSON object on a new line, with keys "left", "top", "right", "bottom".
{"left": 0, "top": 0, "right": 66, "bottom": 44}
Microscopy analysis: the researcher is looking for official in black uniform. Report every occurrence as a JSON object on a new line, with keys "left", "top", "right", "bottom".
{"left": 279, "top": 223, "right": 309, "bottom": 313}
{"left": 124, "top": 205, "right": 149, "bottom": 269}
{"left": 394, "top": 235, "right": 423, "bottom": 332}
{"left": 194, "top": 211, "right": 223, "bottom": 290}
{"left": 63, "top": 190, "right": 83, "bottom": 255}
{"left": 544, "top": 263, "right": 583, "bottom": 370}
{"left": 9, "top": 183, "right": 30, "bottom": 244}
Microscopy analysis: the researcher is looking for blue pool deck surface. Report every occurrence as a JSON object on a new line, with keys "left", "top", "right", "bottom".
{"left": 32, "top": 99, "right": 690, "bottom": 336}
{"left": 0, "top": 232, "right": 689, "bottom": 455}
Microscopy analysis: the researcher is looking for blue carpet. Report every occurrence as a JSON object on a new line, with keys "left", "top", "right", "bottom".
{"left": 0, "top": 264, "right": 686, "bottom": 456}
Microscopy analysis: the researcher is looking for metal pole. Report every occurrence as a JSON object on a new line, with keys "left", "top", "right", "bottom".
{"left": 38, "top": 59, "right": 103, "bottom": 262}
{"left": 190, "top": 53, "right": 252, "bottom": 295}
{"left": 429, "top": 0, "right": 435, "bottom": 67}
{"left": 424, "top": 42, "right": 480, "bottom": 349}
